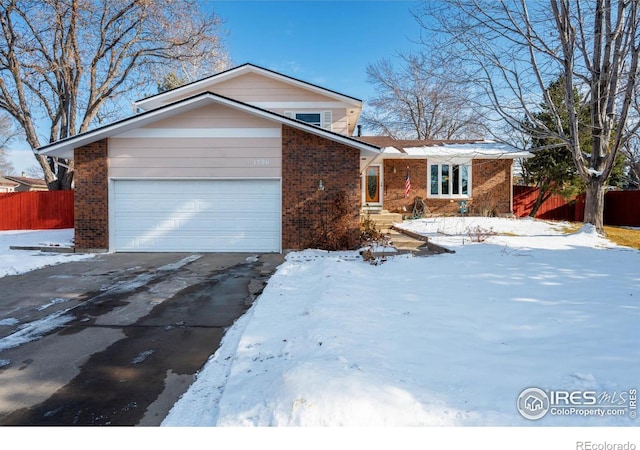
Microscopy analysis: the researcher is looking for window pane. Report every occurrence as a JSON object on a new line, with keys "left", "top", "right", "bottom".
{"left": 452, "top": 165, "right": 460, "bottom": 195}
{"left": 430, "top": 165, "right": 439, "bottom": 195}
{"left": 366, "top": 167, "right": 380, "bottom": 203}
{"left": 441, "top": 164, "right": 450, "bottom": 195}
{"left": 461, "top": 165, "right": 469, "bottom": 195}
{"left": 295, "top": 113, "right": 321, "bottom": 126}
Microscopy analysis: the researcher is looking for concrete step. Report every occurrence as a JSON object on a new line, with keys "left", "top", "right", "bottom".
{"left": 390, "top": 226, "right": 456, "bottom": 255}
{"left": 361, "top": 223, "right": 455, "bottom": 260}
{"left": 361, "top": 210, "right": 404, "bottom": 230}
{"left": 387, "top": 230, "right": 425, "bottom": 251}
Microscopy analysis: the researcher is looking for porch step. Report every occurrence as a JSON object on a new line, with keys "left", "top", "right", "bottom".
{"left": 363, "top": 226, "right": 455, "bottom": 259}
{"left": 390, "top": 226, "right": 455, "bottom": 255}
{"left": 361, "top": 210, "right": 403, "bottom": 232}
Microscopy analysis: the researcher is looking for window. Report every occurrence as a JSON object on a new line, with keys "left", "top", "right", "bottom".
{"left": 428, "top": 161, "right": 471, "bottom": 198}
{"left": 294, "top": 113, "right": 322, "bottom": 127}
{"left": 284, "top": 111, "right": 332, "bottom": 130}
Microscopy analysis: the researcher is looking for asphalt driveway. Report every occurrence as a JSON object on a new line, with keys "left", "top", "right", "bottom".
{"left": 0, "top": 252, "right": 284, "bottom": 426}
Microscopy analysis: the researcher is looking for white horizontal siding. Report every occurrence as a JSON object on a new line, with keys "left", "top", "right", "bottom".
{"left": 110, "top": 167, "right": 282, "bottom": 178}
{"left": 115, "top": 128, "right": 281, "bottom": 139}
{"left": 212, "top": 72, "right": 335, "bottom": 102}
{"left": 109, "top": 103, "right": 282, "bottom": 179}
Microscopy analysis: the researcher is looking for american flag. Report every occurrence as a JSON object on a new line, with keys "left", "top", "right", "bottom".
{"left": 405, "top": 168, "right": 411, "bottom": 198}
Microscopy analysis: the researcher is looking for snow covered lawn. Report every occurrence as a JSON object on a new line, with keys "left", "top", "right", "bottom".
{"left": 164, "top": 217, "right": 639, "bottom": 428}
{"left": 0, "top": 229, "right": 92, "bottom": 277}
{"left": 1, "top": 221, "right": 637, "bottom": 433}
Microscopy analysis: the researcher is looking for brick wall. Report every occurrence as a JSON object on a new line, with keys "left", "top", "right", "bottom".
{"left": 282, "top": 125, "right": 361, "bottom": 250}
{"left": 382, "top": 158, "right": 513, "bottom": 216}
{"left": 383, "top": 159, "right": 427, "bottom": 214}
{"left": 471, "top": 159, "right": 512, "bottom": 215}
{"left": 74, "top": 139, "right": 109, "bottom": 250}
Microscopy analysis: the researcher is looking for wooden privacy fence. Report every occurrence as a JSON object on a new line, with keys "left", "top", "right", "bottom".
{"left": 0, "top": 190, "right": 74, "bottom": 230}
{"left": 513, "top": 186, "right": 583, "bottom": 221}
{"left": 514, "top": 185, "right": 640, "bottom": 226}
{"left": 604, "top": 190, "right": 640, "bottom": 227}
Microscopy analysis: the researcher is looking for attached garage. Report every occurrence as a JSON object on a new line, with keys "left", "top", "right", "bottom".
{"left": 112, "top": 179, "right": 281, "bottom": 252}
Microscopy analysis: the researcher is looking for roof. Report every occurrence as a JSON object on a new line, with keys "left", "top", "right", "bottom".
{"left": 0, "top": 178, "right": 20, "bottom": 188}
{"left": 134, "top": 63, "right": 363, "bottom": 112}
{"left": 357, "top": 136, "right": 482, "bottom": 148}
{"left": 356, "top": 136, "right": 532, "bottom": 160}
{"left": 3, "top": 176, "right": 47, "bottom": 187}
{"left": 37, "top": 91, "right": 381, "bottom": 160}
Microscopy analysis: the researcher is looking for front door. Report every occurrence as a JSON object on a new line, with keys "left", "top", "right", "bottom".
{"left": 363, "top": 165, "right": 382, "bottom": 208}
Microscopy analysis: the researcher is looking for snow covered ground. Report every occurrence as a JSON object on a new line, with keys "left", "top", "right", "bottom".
{"left": 0, "top": 229, "right": 92, "bottom": 277}
{"left": 1, "top": 220, "right": 638, "bottom": 446}
{"left": 163, "top": 216, "right": 639, "bottom": 430}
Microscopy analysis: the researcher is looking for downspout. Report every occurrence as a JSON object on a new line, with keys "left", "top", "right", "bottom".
{"left": 510, "top": 160, "right": 514, "bottom": 216}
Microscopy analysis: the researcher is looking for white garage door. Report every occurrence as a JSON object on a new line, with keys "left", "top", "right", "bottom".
{"left": 112, "top": 179, "right": 281, "bottom": 252}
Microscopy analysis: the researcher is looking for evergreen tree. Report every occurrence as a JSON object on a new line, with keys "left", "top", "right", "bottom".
{"left": 157, "top": 73, "right": 188, "bottom": 94}
{"left": 522, "top": 76, "right": 588, "bottom": 217}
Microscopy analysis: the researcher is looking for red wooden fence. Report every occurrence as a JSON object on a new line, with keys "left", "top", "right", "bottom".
{"left": 513, "top": 185, "right": 640, "bottom": 226}
{"left": 604, "top": 190, "right": 640, "bottom": 227}
{"left": 0, "top": 191, "right": 74, "bottom": 230}
{"left": 513, "top": 186, "right": 582, "bottom": 221}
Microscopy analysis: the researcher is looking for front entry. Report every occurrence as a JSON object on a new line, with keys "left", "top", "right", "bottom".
{"left": 363, "top": 165, "right": 383, "bottom": 208}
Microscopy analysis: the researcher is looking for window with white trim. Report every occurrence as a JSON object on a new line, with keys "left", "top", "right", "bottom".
{"left": 284, "top": 111, "right": 332, "bottom": 130}
{"left": 428, "top": 161, "right": 472, "bottom": 198}
{"left": 295, "top": 113, "right": 322, "bottom": 127}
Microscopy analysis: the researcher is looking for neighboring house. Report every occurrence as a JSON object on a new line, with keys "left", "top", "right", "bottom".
{"left": 1, "top": 175, "right": 48, "bottom": 192}
{"left": 37, "top": 63, "right": 529, "bottom": 253}
{"left": 0, "top": 178, "right": 20, "bottom": 193}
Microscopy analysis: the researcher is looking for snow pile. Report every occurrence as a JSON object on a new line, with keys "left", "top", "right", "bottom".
{"left": 0, "top": 229, "right": 92, "bottom": 278}
{"left": 164, "top": 217, "right": 639, "bottom": 427}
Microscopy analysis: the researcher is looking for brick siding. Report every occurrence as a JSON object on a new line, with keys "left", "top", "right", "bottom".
{"left": 282, "top": 125, "right": 361, "bottom": 250}
{"left": 471, "top": 159, "right": 513, "bottom": 216}
{"left": 382, "top": 158, "right": 513, "bottom": 216}
{"left": 74, "top": 139, "right": 109, "bottom": 250}
{"left": 382, "top": 160, "right": 427, "bottom": 214}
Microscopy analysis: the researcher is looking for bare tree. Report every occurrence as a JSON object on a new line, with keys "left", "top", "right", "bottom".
{"left": 0, "top": 0, "right": 229, "bottom": 190}
{"left": 0, "top": 113, "right": 15, "bottom": 175}
{"left": 0, "top": 149, "right": 11, "bottom": 175}
{"left": 363, "top": 53, "right": 486, "bottom": 139}
{"left": 621, "top": 128, "right": 640, "bottom": 188}
{"left": 417, "top": 0, "right": 640, "bottom": 232}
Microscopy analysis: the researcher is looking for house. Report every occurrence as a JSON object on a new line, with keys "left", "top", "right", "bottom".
{"left": 0, "top": 177, "right": 20, "bottom": 193}
{"left": 37, "top": 63, "right": 529, "bottom": 253}
{"left": 0, "top": 175, "right": 48, "bottom": 192}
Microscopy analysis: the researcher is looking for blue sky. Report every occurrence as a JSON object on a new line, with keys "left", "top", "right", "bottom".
{"left": 208, "top": 0, "right": 423, "bottom": 100}
{"left": 7, "top": 0, "right": 424, "bottom": 175}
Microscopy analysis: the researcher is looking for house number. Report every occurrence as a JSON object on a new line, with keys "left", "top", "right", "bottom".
{"left": 253, "top": 159, "right": 270, "bottom": 166}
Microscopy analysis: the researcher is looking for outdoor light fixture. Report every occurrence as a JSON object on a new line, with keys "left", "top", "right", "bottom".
{"left": 318, "top": 180, "right": 325, "bottom": 191}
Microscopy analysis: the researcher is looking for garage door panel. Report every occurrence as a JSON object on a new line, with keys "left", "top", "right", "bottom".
{"left": 117, "top": 233, "right": 278, "bottom": 253}
{"left": 113, "top": 180, "right": 280, "bottom": 252}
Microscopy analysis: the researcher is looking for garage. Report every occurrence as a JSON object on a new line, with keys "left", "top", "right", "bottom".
{"left": 112, "top": 179, "right": 281, "bottom": 252}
